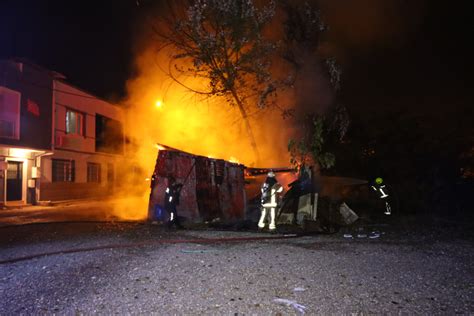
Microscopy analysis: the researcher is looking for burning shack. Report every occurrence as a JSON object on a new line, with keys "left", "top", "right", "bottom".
{"left": 148, "top": 145, "right": 246, "bottom": 223}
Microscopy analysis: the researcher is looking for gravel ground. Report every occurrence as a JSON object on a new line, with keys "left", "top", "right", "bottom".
{"left": 0, "top": 221, "right": 473, "bottom": 315}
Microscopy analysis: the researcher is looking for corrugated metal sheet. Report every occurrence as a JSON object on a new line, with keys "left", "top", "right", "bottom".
{"left": 149, "top": 148, "right": 245, "bottom": 222}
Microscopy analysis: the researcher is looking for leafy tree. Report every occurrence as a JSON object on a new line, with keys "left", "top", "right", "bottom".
{"left": 288, "top": 103, "right": 349, "bottom": 171}
{"left": 280, "top": 0, "right": 327, "bottom": 71}
{"left": 288, "top": 117, "right": 334, "bottom": 169}
{"left": 156, "top": 0, "right": 280, "bottom": 164}
{"left": 282, "top": 1, "right": 348, "bottom": 171}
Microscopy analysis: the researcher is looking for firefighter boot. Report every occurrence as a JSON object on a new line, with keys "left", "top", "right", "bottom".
{"left": 269, "top": 207, "right": 276, "bottom": 231}
{"left": 258, "top": 208, "right": 267, "bottom": 229}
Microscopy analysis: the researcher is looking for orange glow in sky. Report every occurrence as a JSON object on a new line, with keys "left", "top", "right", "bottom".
{"left": 111, "top": 45, "right": 293, "bottom": 220}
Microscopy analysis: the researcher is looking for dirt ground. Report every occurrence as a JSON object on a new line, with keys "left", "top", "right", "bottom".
{"left": 1, "top": 217, "right": 473, "bottom": 315}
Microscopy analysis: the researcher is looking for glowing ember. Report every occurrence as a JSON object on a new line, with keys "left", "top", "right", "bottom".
{"left": 155, "top": 100, "right": 163, "bottom": 108}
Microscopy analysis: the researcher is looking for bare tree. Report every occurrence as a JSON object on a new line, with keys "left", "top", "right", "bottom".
{"left": 156, "top": 0, "right": 280, "bottom": 164}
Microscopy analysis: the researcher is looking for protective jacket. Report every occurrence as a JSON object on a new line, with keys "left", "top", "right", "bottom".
{"left": 165, "top": 183, "right": 183, "bottom": 228}
{"left": 259, "top": 175, "right": 283, "bottom": 231}
{"left": 261, "top": 176, "right": 277, "bottom": 204}
{"left": 262, "top": 183, "right": 283, "bottom": 207}
{"left": 371, "top": 184, "right": 389, "bottom": 199}
{"left": 165, "top": 183, "right": 181, "bottom": 207}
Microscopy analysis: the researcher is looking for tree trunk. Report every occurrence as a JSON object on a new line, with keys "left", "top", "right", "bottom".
{"left": 230, "top": 88, "right": 261, "bottom": 166}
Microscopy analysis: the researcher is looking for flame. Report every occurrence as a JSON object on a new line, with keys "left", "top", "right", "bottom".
{"left": 125, "top": 46, "right": 291, "bottom": 165}
{"left": 111, "top": 38, "right": 293, "bottom": 220}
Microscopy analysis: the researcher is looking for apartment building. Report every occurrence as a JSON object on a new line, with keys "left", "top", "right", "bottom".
{"left": 0, "top": 59, "right": 125, "bottom": 205}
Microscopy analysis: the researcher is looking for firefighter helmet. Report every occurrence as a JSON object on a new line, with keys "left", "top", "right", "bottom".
{"left": 375, "top": 177, "right": 383, "bottom": 185}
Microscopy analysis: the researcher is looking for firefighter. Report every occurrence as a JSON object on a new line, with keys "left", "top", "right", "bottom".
{"left": 258, "top": 171, "right": 283, "bottom": 231}
{"left": 371, "top": 177, "right": 391, "bottom": 215}
{"left": 165, "top": 177, "right": 183, "bottom": 228}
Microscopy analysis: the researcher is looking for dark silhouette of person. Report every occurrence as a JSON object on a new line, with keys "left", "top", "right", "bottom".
{"left": 165, "top": 177, "right": 183, "bottom": 228}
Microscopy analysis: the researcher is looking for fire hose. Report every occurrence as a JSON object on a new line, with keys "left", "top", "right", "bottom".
{"left": 0, "top": 233, "right": 300, "bottom": 265}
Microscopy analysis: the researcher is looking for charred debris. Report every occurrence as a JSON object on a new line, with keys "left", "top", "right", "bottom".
{"left": 148, "top": 144, "right": 375, "bottom": 233}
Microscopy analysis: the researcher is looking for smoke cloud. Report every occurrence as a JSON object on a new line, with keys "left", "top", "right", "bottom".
{"left": 318, "top": 0, "right": 427, "bottom": 58}
{"left": 110, "top": 0, "right": 340, "bottom": 220}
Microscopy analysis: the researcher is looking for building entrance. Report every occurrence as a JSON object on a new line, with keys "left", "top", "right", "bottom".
{"left": 7, "top": 161, "right": 23, "bottom": 201}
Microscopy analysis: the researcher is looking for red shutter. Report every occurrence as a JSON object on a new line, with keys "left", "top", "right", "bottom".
{"left": 27, "top": 99, "right": 40, "bottom": 116}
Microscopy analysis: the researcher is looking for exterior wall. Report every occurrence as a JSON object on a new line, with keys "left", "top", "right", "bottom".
{"left": 39, "top": 79, "right": 125, "bottom": 201}
{"left": 40, "top": 151, "right": 121, "bottom": 201}
{"left": 150, "top": 151, "right": 199, "bottom": 220}
{"left": 0, "top": 60, "right": 53, "bottom": 150}
{"left": 0, "top": 60, "right": 53, "bottom": 205}
{"left": 53, "top": 80, "right": 123, "bottom": 154}
{"left": 1, "top": 59, "right": 125, "bottom": 203}
{"left": 149, "top": 150, "right": 245, "bottom": 222}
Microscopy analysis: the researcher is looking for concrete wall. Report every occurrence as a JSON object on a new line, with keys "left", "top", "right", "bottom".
{"left": 54, "top": 80, "right": 124, "bottom": 154}
{"left": 0, "top": 60, "right": 54, "bottom": 205}
{"left": 0, "top": 60, "right": 53, "bottom": 150}
{"left": 39, "top": 80, "right": 125, "bottom": 201}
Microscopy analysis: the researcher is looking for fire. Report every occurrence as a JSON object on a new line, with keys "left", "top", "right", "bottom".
{"left": 125, "top": 46, "right": 291, "bottom": 165}
{"left": 111, "top": 38, "right": 293, "bottom": 220}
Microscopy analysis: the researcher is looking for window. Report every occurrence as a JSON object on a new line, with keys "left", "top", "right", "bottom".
{"left": 52, "top": 159, "right": 75, "bottom": 182}
{"left": 66, "top": 109, "right": 85, "bottom": 136}
{"left": 87, "top": 163, "right": 101, "bottom": 183}
{"left": 95, "top": 114, "right": 124, "bottom": 154}
{"left": 0, "top": 87, "right": 21, "bottom": 139}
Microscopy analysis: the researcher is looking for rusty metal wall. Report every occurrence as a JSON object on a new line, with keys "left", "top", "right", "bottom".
{"left": 150, "top": 150, "right": 198, "bottom": 220}
{"left": 149, "top": 150, "right": 245, "bottom": 222}
{"left": 195, "top": 157, "right": 221, "bottom": 221}
{"left": 226, "top": 163, "right": 245, "bottom": 220}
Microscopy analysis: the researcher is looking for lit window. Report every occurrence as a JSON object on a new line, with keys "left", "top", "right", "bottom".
{"left": 66, "top": 109, "right": 84, "bottom": 136}
{"left": 52, "top": 159, "right": 75, "bottom": 182}
{"left": 0, "top": 87, "right": 21, "bottom": 139}
{"left": 87, "top": 163, "right": 101, "bottom": 183}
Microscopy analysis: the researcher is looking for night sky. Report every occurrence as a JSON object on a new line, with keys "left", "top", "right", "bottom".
{"left": 0, "top": 0, "right": 472, "bottom": 213}
{"left": 1, "top": 0, "right": 472, "bottom": 106}
{"left": 0, "top": 0, "right": 139, "bottom": 99}
{"left": 336, "top": 0, "right": 473, "bottom": 114}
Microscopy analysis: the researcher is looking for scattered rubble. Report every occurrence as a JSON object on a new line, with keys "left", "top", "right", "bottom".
{"left": 273, "top": 298, "right": 307, "bottom": 314}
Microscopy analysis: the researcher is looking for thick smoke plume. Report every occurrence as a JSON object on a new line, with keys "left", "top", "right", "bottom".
{"left": 110, "top": 0, "right": 338, "bottom": 220}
